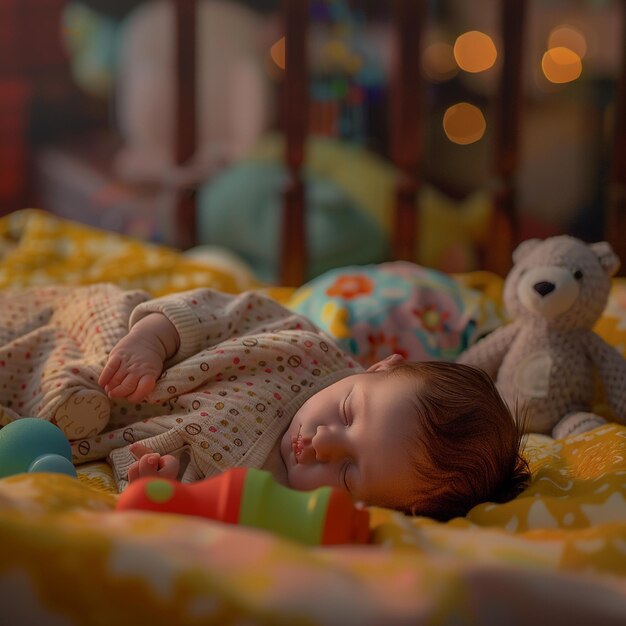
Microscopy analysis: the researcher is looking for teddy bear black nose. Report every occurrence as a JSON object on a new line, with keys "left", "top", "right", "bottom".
{"left": 533, "top": 281, "right": 555, "bottom": 297}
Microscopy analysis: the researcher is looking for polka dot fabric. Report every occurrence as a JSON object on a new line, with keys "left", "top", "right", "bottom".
{"left": 106, "top": 320, "right": 358, "bottom": 488}
{"left": 0, "top": 284, "right": 358, "bottom": 490}
{"left": 107, "top": 289, "right": 358, "bottom": 488}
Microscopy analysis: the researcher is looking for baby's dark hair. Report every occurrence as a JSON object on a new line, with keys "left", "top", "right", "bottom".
{"left": 384, "top": 361, "right": 530, "bottom": 521}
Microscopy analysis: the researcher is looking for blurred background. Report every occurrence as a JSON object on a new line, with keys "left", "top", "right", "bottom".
{"left": 0, "top": 0, "right": 623, "bottom": 282}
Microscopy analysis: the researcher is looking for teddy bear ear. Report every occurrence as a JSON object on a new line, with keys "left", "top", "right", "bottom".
{"left": 590, "top": 241, "right": 621, "bottom": 277}
{"left": 512, "top": 238, "right": 542, "bottom": 264}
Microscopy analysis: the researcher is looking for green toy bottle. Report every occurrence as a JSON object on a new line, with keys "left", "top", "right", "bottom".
{"left": 116, "top": 467, "right": 370, "bottom": 545}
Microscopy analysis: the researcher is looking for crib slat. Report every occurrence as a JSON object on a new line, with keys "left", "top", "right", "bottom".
{"left": 485, "top": 0, "right": 526, "bottom": 275}
{"left": 173, "top": 0, "right": 197, "bottom": 249}
{"left": 280, "top": 0, "right": 309, "bottom": 286}
{"left": 389, "top": 0, "right": 426, "bottom": 263}
{"left": 608, "top": 0, "right": 626, "bottom": 275}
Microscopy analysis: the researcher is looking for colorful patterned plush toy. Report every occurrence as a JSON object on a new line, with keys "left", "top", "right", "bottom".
{"left": 458, "top": 236, "right": 626, "bottom": 438}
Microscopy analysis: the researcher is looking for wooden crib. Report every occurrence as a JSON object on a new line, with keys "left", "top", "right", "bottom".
{"left": 3, "top": 0, "right": 625, "bottom": 284}
{"left": 169, "top": 0, "right": 626, "bottom": 285}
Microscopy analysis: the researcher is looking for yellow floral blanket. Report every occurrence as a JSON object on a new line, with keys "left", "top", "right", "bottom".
{"left": 1, "top": 210, "right": 625, "bottom": 624}
{"left": 0, "top": 208, "right": 290, "bottom": 301}
{"left": 1, "top": 427, "right": 625, "bottom": 625}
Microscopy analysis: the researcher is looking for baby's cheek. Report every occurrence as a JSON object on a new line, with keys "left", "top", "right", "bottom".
{"left": 288, "top": 465, "right": 335, "bottom": 492}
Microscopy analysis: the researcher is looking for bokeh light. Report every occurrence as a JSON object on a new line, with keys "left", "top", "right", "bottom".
{"left": 270, "top": 37, "right": 286, "bottom": 70}
{"left": 548, "top": 25, "right": 587, "bottom": 59}
{"left": 453, "top": 31, "right": 497, "bottom": 73}
{"left": 421, "top": 42, "right": 458, "bottom": 82}
{"left": 541, "top": 47, "right": 582, "bottom": 84}
{"left": 443, "top": 103, "right": 486, "bottom": 145}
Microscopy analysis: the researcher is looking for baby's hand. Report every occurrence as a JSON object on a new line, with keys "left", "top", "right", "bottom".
{"left": 100, "top": 312, "right": 180, "bottom": 402}
{"left": 127, "top": 442, "right": 180, "bottom": 482}
{"left": 99, "top": 334, "right": 164, "bottom": 402}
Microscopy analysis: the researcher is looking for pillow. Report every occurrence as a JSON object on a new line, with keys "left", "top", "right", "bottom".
{"left": 288, "top": 262, "right": 504, "bottom": 367}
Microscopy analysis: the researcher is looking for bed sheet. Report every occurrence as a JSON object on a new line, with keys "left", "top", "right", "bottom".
{"left": 2, "top": 425, "right": 625, "bottom": 625}
{"left": 0, "top": 209, "right": 625, "bottom": 625}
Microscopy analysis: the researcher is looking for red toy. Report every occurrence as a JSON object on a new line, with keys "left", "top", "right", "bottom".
{"left": 116, "top": 467, "right": 370, "bottom": 545}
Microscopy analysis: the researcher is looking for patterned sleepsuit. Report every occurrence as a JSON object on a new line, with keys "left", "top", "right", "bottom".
{"left": 0, "top": 285, "right": 360, "bottom": 490}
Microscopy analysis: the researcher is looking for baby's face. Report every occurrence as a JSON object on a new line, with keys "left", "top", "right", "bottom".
{"left": 280, "top": 371, "right": 422, "bottom": 508}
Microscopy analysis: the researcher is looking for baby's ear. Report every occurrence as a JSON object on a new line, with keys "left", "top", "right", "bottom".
{"left": 367, "top": 353, "right": 405, "bottom": 372}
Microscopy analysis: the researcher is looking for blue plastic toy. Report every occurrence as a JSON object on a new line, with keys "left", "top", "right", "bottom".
{"left": 0, "top": 418, "right": 77, "bottom": 478}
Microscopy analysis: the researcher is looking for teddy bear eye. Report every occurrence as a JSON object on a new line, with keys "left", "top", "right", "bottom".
{"left": 573, "top": 270, "right": 583, "bottom": 280}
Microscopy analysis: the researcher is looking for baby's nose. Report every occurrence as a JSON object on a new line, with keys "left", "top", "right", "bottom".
{"left": 312, "top": 425, "right": 346, "bottom": 462}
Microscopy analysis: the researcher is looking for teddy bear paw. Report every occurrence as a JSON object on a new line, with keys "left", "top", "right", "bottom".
{"left": 552, "top": 412, "right": 607, "bottom": 439}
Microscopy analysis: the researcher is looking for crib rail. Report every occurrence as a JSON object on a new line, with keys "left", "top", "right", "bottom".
{"left": 608, "top": 0, "right": 626, "bottom": 272}
{"left": 280, "top": 0, "right": 309, "bottom": 287}
{"left": 174, "top": 0, "right": 197, "bottom": 250}
{"left": 172, "top": 0, "right": 626, "bottom": 284}
{"left": 486, "top": 0, "right": 525, "bottom": 276}
{"left": 389, "top": 0, "right": 426, "bottom": 267}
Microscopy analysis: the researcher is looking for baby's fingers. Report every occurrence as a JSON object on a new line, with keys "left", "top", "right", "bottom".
{"left": 127, "top": 451, "right": 179, "bottom": 483}
{"left": 98, "top": 355, "right": 122, "bottom": 389}
{"left": 156, "top": 454, "right": 179, "bottom": 480}
{"left": 106, "top": 373, "right": 142, "bottom": 399}
{"left": 124, "top": 374, "right": 156, "bottom": 404}
{"left": 137, "top": 453, "right": 161, "bottom": 477}
{"left": 127, "top": 455, "right": 157, "bottom": 483}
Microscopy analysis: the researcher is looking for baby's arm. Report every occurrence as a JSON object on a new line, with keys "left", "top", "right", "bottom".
{"left": 127, "top": 442, "right": 180, "bottom": 482}
{"left": 99, "top": 312, "right": 180, "bottom": 402}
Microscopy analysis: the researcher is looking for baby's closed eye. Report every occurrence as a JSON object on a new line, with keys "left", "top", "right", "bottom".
{"left": 342, "top": 391, "right": 353, "bottom": 426}
{"left": 340, "top": 460, "right": 355, "bottom": 492}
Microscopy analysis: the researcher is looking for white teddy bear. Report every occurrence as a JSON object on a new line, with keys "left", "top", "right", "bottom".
{"left": 458, "top": 236, "right": 626, "bottom": 438}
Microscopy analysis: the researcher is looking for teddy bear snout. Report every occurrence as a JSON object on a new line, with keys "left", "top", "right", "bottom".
{"left": 517, "top": 266, "right": 579, "bottom": 318}
{"left": 533, "top": 281, "right": 555, "bottom": 297}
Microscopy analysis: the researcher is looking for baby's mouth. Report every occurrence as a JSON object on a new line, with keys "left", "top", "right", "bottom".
{"left": 291, "top": 426, "right": 307, "bottom": 463}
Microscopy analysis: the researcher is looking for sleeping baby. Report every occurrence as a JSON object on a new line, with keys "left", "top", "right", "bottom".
{"left": 0, "top": 284, "right": 529, "bottom": 520}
